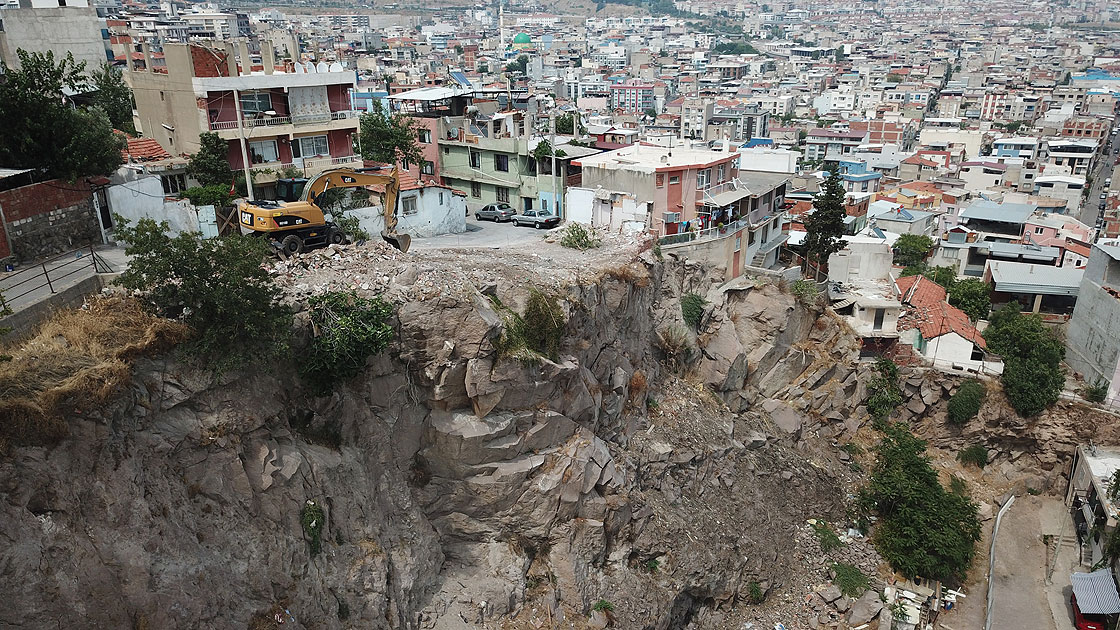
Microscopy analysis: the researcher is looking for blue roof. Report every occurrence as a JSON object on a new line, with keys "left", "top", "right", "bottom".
{"left": 744, "top": 138, "right": 774, "bottom": 148}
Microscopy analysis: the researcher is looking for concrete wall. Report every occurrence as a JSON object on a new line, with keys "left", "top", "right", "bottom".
{"left": 351, "top": 186, "right": 466, "bottom": 239}
{"left": 129, "top": 43, "right": 211, "bottom": 152}
{"left": 1067, "top": 246, "right": 1120, "bottom": 404}
{"left": 0, "top": 180, "right": 101, "bottom": 262}
{"left": 565, "top": 187, "right": 648, "bottom": 231}
{"left": 107, "top": 176, "right": 201, "bottom": 235}
{"left": 0, "top": 6, "right": 108, "bottom": 71}
{"left": 0, "top": 274, "right": 103, "bottom": 342}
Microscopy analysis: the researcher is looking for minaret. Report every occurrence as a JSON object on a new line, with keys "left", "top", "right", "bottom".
{"left": 499, "top": 1, "right": 506, "bottom": 50}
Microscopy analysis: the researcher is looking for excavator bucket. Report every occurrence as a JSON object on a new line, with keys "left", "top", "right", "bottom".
{"left": 382, "top": 230, "right": 411, "bottom": 253}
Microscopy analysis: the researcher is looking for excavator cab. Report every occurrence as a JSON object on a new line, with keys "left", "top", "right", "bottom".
{"left": 275, "top": 178, "right": 308, "bottom": 203}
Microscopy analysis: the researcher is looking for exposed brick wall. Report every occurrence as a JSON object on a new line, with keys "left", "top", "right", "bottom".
{"left": 190, "top": 45, "right": 229, "bottom": 78}
{"left": 0, "top": 180, "right": 100, "bottom": 262}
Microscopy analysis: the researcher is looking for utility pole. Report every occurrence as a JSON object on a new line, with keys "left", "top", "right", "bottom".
{"left": 234, "top": 89, "right": 255, "bottom": 201}
{"left": 550, "top": 109, "right": 559, "bottom": 218}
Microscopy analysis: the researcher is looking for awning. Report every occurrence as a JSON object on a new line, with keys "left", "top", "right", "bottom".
{"left": 1072, "top": 569, "right": 1120, "bottom": 615}
{"left": 703, "top": 188, "right": 752, "bottom": 207}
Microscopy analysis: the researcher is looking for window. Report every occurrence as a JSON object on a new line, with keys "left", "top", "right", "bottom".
{"left": 471, "top": 182, "right": 482, "bottom": 198}
{"left": 401, "top": 159, "right": 410, "bottom": 172}
{"left": 1034, "top": 227, "right": 1045, "bottom": 234}
{"left": 443, "top": 147, "right": 450, "bottom": 155}
{"left": 717, "top": 163, "right": 726, "bottom": 183}
{"left": 240, "top": 91, "right": 272, "bottom": 115}
{"left": 734, "top": 236, "right": 741, "bottom": 252}
{"left": 656, "top": 173, "right": 665, "bottom": 187}
{"left": 293, "top": 135, "right": 328, "bottom": 157}
{"left": 697, "top": 169, "right": 710, "bottom": 188}
{"left": 438, "top": 192, "right": 444, "bottom": 205}
{"left": 469, "top": 151, "right": 481, "bottom": 169}
{"left": 160, "top": 173, "right": 186, "bottom": 195}
{"left": 527, "top": 158, "right": 537, "bottom": 176}
{"left": 494, "top": 154, "right": 509, "bottom": 172}
{"left": 248, "top": 140, "right": 278, "bottom": 164}
{"left": 402, "top": 196, "right": 418, "bottom": 215}
{"left": 669, "top": 174, "right": 680, "bottom": 185}
{"left": 421, "top": 161, "right": 435, "bottom": 175}
{"left": 496, "top": 187, "right": 509, "bottom": 203}
{"left": 861, "top": 180, "right": 869, "bottom": 192}
{"left": 418, "top": 129, "right": 432, "bottom": 143}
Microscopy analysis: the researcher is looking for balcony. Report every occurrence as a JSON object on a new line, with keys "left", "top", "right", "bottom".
{"left": 209, "top": 110, "right": 361, "bottom": 140}
{"left": 659, "top": 218, "right": 750, "bottom": 246}
{"left": 302, "top": 154, "right": 364, "bottom": 173}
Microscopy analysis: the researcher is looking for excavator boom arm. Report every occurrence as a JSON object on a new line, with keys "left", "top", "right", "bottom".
{"left": 302, "top": 167, "right": 404, "bottom": 240}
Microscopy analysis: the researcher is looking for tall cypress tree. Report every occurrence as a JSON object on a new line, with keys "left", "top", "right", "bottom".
{"left": 802, "top": 170, "right": 848, "bottom": 275}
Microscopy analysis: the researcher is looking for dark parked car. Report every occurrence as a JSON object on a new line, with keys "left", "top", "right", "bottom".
{"left": 512, "top": 209, "right": 561, "bottom": 229}
{"left": 475, "top": 203, "right": 517, "bottom": 222}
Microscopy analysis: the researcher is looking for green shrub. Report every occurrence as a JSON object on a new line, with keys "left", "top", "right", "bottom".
{"left": 866, "top": 358, "right": 903, "bottom": 423}
{"left": 559, "top": 223, "right": 601, "bottom": 250}
{"left": 645, "top": 558, "right": 660, "bottom": 572}
{"left": 181, "top": 184, "right": 233, "bottom": 208}
{"left": 947, "top": 381, "right": 985, "bottom": 426}
{"left": 984, "top": 306, "right": 1064, "bottom": 417}
{"left": 113, "top": 216, "right": 291, "bottom": 375}
{"left": 949, "top": 475, "right": 969, "bottom": 496}
{"left": 863, "top": 424, "right": 981, "bottom": 582}
{"left": 1085, "top": 380, "right": 1109, "bottom": 404}
{"left": 300, "top": 291, "right": 394, "bottom": 395}
{"left": 747, "top": 581, "right": 764, "bottom": 604}
{"left": 831, "top": 562, "right": 870, "bottom": 598}
{"left": 957, "top": 444, "right": 989, "bottom": 468}
{"left": 811, "top": 520, "right": 844, "bottom": 553}
{"left": 301, "top": 500, "right": 326, "bottom": 556}
{"left": 333, "top": 213, "right": 371, "bottom": 242}
{"left": 494, "top": 289, "right": 565, "bottom": 362}
{"left": 591, "top": 599, "right": 614, "bottom": 612}
{"left": 790, "top": 279, "right": 821, "bottom": 305}
{"left": 681, "top": 293, "right": 706, "bottom": 329}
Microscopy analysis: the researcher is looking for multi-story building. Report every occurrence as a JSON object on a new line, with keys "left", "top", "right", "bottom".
{"left": 0, "top": 0, "right": 112, "bottom": 70}
{"left": 1061, "top": 117, "right": 1112, "bottom": 140}
{"left": 1045, "top": 138, "right": 1097, "bottom": 176}
{"left": 130, "top": 42, "right": 363, "bottom": 195}
{"left": 609, "top": 81, "right": 655, "bottom": 113}
{"left": 1067, "top": 245, "right": 1120, "bottom": 406}
{"left": 804, "top": 129, "right": 866, "bottom": 162}
{"left": 992, "top": 136, "right": 1042, "bottom": 160}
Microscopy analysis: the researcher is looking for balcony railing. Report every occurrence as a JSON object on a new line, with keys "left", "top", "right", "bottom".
{"left": 208, "top": 110, "right": 360, "bottom": 131}
{"left": 302, "top": 154, "right": 363, "bottom": 171}
{"left": 659, "top": 218, "right": 750, "bottom": 246}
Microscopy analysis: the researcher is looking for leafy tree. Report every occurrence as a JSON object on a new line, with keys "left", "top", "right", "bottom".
{"left": 802, "top": 171, "right": 847, "bottom": 273}
{"left": 983, "top": 305, "right": 1064, "bottom": 416}
{"left": 532, "top": 140, "right": 565, "bottom": 161}
{"left": 862, "top": 424, "right": 981, "bottom": 583}
{"left": 645, "top": 106, "right": 658, "bottom": 118}
{"left": 357, "top": 101, "right": 423, "bottom": 168}
{"left": 90, "top": 63, "right": 135, "bottom": 133}
{"left": 556, "top": 113, "right": 584, "bottom": 135}
{"left": 188, "top": 132, "right": 233, "bottom": 187}
{"left": 504, "top": 54, "right": 529, "bottom": 74}
{"left": 113, "top": 216, "right": 292, "bottom": 374}
{"left": 1004, "top": 121, "right": 1024, "bottom": 133}
{"left": 947, "top": 278, "right": 991, "bottom": 321}
{"left": 0, "top": 49, "right": 124, "bottom": 181}
{"left": 893, "top": 233, "right": 933, "bottom": 267}
{"left": 711, "top": 41, "right": 759, "bottom": 55}
{"left": 182, "top": 184, "right": 233, "bottom": 208}
{"left": 866, "top": 357, "right": 903, "bottom": 423}
{"left": 886, "top": 73, "right": 903, "bottom": 83}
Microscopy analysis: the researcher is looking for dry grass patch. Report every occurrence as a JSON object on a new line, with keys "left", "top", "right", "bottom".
{"left": 0, "top": 297, "right": 189, "bottom": 447}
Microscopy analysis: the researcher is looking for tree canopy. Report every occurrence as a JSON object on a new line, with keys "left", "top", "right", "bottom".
{"left": 892, "top": 233, "right": 933, "bottom": 267}
{"left": 555, "top": 113, "right": 585, "bottom": 136}
{"left": 947, "top": 278, "right": 991, "bottom": 322}
{"left": 357, "top": 101, "right": 423, "bottom": 168}
{"left": 712, "top": 41, "right": 759, "bottom": 55}
{"left": 187, "top": 132, "right": 233, "bottom": 187}
{"left": 983, "top": 304, "right": 1064, "bottom": 416}
{"left": 863, "top": 424, "right": 981, "bottom": 583}
{"left": 90, "top": 63, "right": 135, "bottom": 134}
{"left": 802, "top": 171, "right": 848, "bottom": 272}
{"left": 114, "top": 216, "right": 291, "bottom": 374}
{"left": 504, "top": 55, "right": 529, "bottom": 75}
{"left": 0, "top": 50, "right": 125, "bottom": 181}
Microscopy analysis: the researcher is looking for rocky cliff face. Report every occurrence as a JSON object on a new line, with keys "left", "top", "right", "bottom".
{"left": 0, "top": 239, "right": 1041, "bottom": 630}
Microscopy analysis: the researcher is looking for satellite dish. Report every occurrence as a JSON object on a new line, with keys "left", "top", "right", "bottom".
{"left": 316, "top": 61, "right": 329, "bottom": 73}
{"left": 293, "top": 62, "right": 306, "bottom": 73}
{"left": 329, "top": 62, "right": 344, "bottom": 72}
{"left": 305, "top": 62, "right": 317, "bottom": 73}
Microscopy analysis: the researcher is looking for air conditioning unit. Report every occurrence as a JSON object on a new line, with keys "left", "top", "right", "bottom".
{"left": 663, "top": 211, "right": 681, "bottom": 223}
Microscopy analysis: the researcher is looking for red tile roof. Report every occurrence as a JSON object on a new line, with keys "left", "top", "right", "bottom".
{"left": 895, "top": 275, "right": 986, "bottom": 349}
{"left": 121, "top": 135, "right": 172, "bottom": 162}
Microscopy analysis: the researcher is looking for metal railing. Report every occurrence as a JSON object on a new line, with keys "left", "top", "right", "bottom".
{"left": 208, "top": 110, "right": 359, "bottom": 131}
{"left": 302, "top": 154, "right": 364, "bottom": 171}
{"left": 659, "top": 218, "right": 750, "bottom": 246}
{"left": 1, "top": 245, "right": 114, "bottom": 307}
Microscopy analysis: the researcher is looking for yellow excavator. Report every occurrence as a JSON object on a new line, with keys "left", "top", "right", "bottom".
{"left": 238, "top": 166, "right": 411, "bottom": 254}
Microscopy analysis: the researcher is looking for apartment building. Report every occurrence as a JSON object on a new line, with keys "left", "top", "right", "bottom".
{"left": 609, "top": 81, "right": 656, "bottom": 113}
{"left": 1061, "top": 117, "right": 1112, "bottom": 140}
{"left": 1045, "top": 138, "right": 1097, "bottom": 176}
{"left": 804, "top": 129, "right": 866, "bottom": 162}
{"left": 130, "top": 42, "right": 362, "bottom": 192}
{"left": 0, "top": 0, "right": 112, "bottom": 70}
